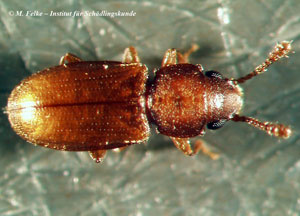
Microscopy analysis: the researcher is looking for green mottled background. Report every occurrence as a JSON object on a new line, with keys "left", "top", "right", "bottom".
{"left": 1, "top": 1, "right": 300, "bottom": 215}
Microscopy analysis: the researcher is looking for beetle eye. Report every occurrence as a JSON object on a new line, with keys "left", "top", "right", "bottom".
{"left": 207, "top": 119, "right": 227, "bottom": 130}
{"left": 205, "top": 70, "right": 223, "bottom": 79}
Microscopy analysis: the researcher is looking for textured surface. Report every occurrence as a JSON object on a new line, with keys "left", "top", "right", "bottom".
{"left": 150, "top": 64, "right": 207, "bottom": 137}
{"left": 1, "top": 0, "right": 300, "bottom": 215}
{"left": 150, "top": 63, "right": 243, "bottom": 138}
{"left": 7, "top": 61, "right": 149, "bottom": 151}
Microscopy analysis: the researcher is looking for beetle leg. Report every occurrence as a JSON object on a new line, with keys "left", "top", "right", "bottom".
{"left": 59, "top": 53, "right": 82, "bottom": 65}
{"left": 89, "top": 150, "right": 107, "bottom": 163}
{"left": 177, "top": 44, "right": 199, "bottom": 64}
{"left": 170, "top": 137, "right": 194, "bottom": 155}
{"left": 162, "top": 44, "right": 199, "bottom": 67}
{"left": 161, "top": 49, "right": 178, "bottom": 67}
{"left": 170, "top": 137, "right": 219, "bottom": 159}
{"left": 112, "top": 146, "right": 128, "bottom": 152}
{"left": 194, "top": 139, "right": 219, "bottom": 160}
{"left": 123, "top": 46, "right": 141, "bottom": 63}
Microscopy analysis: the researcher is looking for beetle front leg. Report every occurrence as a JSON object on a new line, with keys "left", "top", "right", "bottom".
{"left": 178, "top": 44, "right": 199, "bottom": 63}
{"left": 123, "top": 46, "right": 141, "bottom": 63}
{"left": 194, "top": 139, "right": 219, "bottom": 160}
{"left": 170, "top": 137, "right": 198, "bottom": 156}
{"left": 59, "top": 53, "right": 82, "bottom": 65}
{"left": 170, "top": 137, "right": 219, "bottom": 159}
{"left": 161, "top": 44, "right": 199, "bottom": 67}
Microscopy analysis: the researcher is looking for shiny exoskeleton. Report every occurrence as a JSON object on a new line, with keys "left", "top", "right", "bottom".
{"left": 6, "top": 41, "right": 293, "bottom": 163}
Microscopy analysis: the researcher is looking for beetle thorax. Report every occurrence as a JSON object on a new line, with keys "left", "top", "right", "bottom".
{"left": 148, "top": 64, "right": 206, "bottom": 138}
{"left": 147, "top": 64, "right": 243, "bottom": 138}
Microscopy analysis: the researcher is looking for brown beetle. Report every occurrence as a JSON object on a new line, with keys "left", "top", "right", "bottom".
{"left": 6, "top": 41, "right": 292, "bottom": 163}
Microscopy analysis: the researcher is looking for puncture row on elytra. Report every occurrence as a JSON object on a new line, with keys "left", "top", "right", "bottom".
{"left": 6, "top": 41, "right": 293, "bottom": 163}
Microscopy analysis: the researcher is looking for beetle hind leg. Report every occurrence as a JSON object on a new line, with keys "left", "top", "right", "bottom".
{"left": 170, "top": 137, "right": 219, "bottom": 160}
{"left": 59, "top": 53, "right": 82, "bottom": 65}
{"left": 89, "top": 150, "right": 107, "bottom": 163}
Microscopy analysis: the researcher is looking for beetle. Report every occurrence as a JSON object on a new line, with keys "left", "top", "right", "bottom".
{"left": 6, "top": 41, "right": 292, "bottom": 163}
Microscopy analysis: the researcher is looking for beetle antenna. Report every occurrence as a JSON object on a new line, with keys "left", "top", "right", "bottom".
{"left": 231, "top": 114, "right": 292, "bottom": 138}
{"left": 233, "top": 41, "right": 292, "bottom": 84}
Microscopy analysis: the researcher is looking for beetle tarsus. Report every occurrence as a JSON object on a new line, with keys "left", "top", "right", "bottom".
{"left": 170, "top": 137, "right": 219, "bottom": 159}
{"left": 178, "top": 44, "right": 199, "bottom": 64}
{"left": 194, "top": 139, "right": 219, "bottom": 160}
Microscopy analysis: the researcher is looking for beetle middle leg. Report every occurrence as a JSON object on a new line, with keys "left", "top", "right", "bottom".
{"left": 59, "top": 53, "right": 82, "bottom": 65}
{"left": 123, "top": 46, "right": 141, "bottom": 63}
{"left": 170, "top": 137, "right": 219, "bottom": 159}
{"left": 161, "top": 44, "right": 199, "bottom": 67}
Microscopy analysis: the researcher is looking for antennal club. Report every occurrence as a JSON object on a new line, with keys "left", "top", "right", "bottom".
{"left": 234, "top": 41, "right": 292, "bottom": 84}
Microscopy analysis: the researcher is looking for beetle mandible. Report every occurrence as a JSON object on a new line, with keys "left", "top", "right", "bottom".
{"left": 6, "top": 41, "right": 292, "bottom": 163}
